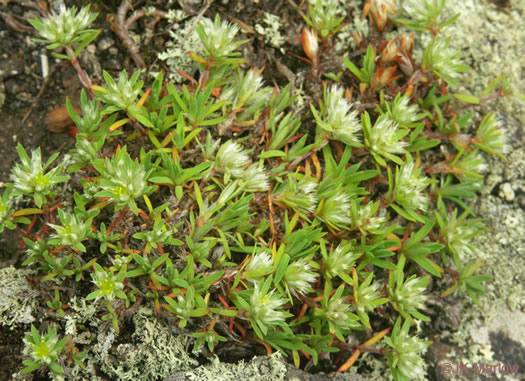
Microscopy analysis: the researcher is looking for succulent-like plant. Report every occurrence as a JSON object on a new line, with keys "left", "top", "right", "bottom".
{"left": 28, "top": 5, "right": 97, "bottom": 49}
{"left": 385, "top": 318, "right": 429, "bottom": 380}
{"left": 21, "top": 325, "right": 69, "bottom": 376}
{"left": 93, "top": 146, "right": 156, "bottom": 214}
{"left": 9, "top": 144, "right": 68, "bottom": 208}
{"left": 422, "top": 37, "right": 469, "bottom": 86}
{"left": 312, "top": 85, "right": 362, "bottom": 148}
{"left": 9, "top": 2, "right": 512, "bottom": 379}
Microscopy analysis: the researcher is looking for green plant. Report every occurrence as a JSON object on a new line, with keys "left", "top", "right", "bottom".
{"left": 21, "top": 325, "right": 69, "bottom": 376}
{"left": 8, "top": 3, "right": 514, "bottom": 380}
{"left": 9, "top": 144, "right": 68, "bottom": 208}
{"left": 304, "top": 0, "right": 346, "bottom": 39}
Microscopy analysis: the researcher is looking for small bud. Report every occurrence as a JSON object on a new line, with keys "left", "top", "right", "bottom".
{"left": 302, "top": 27, "right": 319, "bottom": 62}
{"left": 369, "top": 0, "right": 396, "bottom": 32}
{"left": 371, "top": 65, "right": 397, "bottom": 90}
{"left": 351, "top": 32, "right": 363, "bottom": 47}
{"left": 380, "top": 38, "right": 400, "bottom": 63}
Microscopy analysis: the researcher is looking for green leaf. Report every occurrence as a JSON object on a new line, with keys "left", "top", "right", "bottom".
{"left": 343, "top": 57, "right": 364, "bottom": 82}
{"left": 74, "top": 29, "right": 101, "bottom": 58}
{"left": 453, "top": 94, "right": 480, "bottom": 104}
{"left": 274, "top": 254, "right": 290, "bottom": 285}
{"left": 260, "top": 150, "right": 287, "bottom": 159}
{"left": 21, "top": 361, "right": 42, "bottom": 374}
{"left": 128, "top": 105, "right": 154, "bottom": 127}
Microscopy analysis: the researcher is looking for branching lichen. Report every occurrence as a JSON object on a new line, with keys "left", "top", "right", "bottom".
{"left": 0, "top": 266, "right": 38, "bottom": 328}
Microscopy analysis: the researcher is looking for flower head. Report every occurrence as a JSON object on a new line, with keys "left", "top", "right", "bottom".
{"left": 390, "top": 274, "right": 429, "bottom": 319}
{"left": 315, "top": 284, "right": 360, "bottom": 340}
{"left": 385, "top": 93, "right": 423, "bottom": 128}
{"left": 241, "top": 164, "right": 269, "bottom": 192}
{"left": 474, "top": 112, "right": 509, "bottom": 158}
{"left": 96, "top": 70, "right": 143, "bottom": 110}
{"left": 221, "top": 68, "right": 272, "bottom": 115}
{"left": 351, "top": 200, "right": 387, "bottom": 232}
{"left": 87, "top": 263, "right": 126, "bottom": 302}
{"left": 10, "top": 144, "right": 68, "bottom": 207}
{"left": 29, "top": 5, "right": 97, "bottom": 47}
{"left": 305, "top": 0, "right": 345, "bottom": 38}
{"left": 400, "top": 0, "right": 446, "bottom": 26}
{"left": 214, "top": 140, "right": 251, "bottom": 179}
{"left": 422, "top": 37, "right": 469, "bottom": 86}
{"left": 273, "top": 175, "right": 318, "bottom": 215}
{"left": 454, "top": 151, "right": 488, "bottom": 182}
{"left": 284, "top": 258, "right": 317, "bottom": 296}
{"left": 48, "top": 209, "right": 92, "bottom": 252}
{"left": 393, "top": 162, "right": 431, "bottom": 211}
{"left": 22, "top": 325, "right": 68, "bottom": 376}
{"left": 197, "top": 15, "right": 244, "bottom": 59}
{"left": 94, "top": 147, "right": 154, "bottom": 214}
{"left": 367, "top": 115, "right": 408, "bottom": 156}
{"left": 316, "top": 85, "right": 362, "bottom": 147}
{"left": 385, "top": 318, "right": 429, "bottom": 380}
{"left": 244, "top": 253, "right": 274, "bottom": 280}
{"left": 317, "top": 189, "right": 352, "bottom": 229}
{"left": 324, "top": 242, "right": 361, "bottom": 279}
{"left": 389, "top": 256, "right": 430, "bottom": 321}
{"left": 248, "top": 281, "right": 291, "bottom": 334}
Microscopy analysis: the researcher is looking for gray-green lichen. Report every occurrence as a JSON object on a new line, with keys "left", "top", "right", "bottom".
{"left": 47, "top": 306, "right": 197, "bottom": 381}
{"left": 95, "top": 307, "right": 197, "bottom": 380}
{"left": 92, "top": 307, "right": 197, "bottom": 381}
{"left": 165, "top": 352, "right": 287, "bottom": 381}
{"left": 254, "top": 13, "right": 286, "bottom": 53}
{"left": 0, "top": 266, "right": 38, "bottom": 328}
{"left": 158, "top": 13, "right": 204, "bottom": 83}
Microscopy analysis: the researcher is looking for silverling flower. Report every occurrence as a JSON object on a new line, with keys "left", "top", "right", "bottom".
{"left": 244, "top": 252, "right": 274, "bottom": 280}
{"left": 197, "top": 15, "right": 244, "bottom": 59}
{"left": 393, "top": 162, "right": 431, "bottom": 212}
{"left": 283, "top": 258, "right": 317, "bottom": 296}
{"left": 324, "top": 242, "right": 361, "bottom": 279}
{"left": 314, "top": 85, "right": 362, "bottom": 147}
{"left": 241, "top": 164, "right": 269, "bottom": 192}
{"left": 249, "top": 281, "right": 290, "bottom": 333}
{"left": 422, "top": 37, "right": 469, "bottom": 86}
{"left": 399, "top": 0, "right": 446, "bottom": 26}
{"left": 473, "top": 112, "right": 509, "bottom": 159}
{"left": 384, "top": 93, "right": 423, "bottom": 128}
{"left": 97, "top": 70, "right": 143, "bottom": 111}
{"left": 385, "top": 318, "right": 429, "bottom": 380}
{"left": 367, "top": 115, "right": 408, "bottom": 157}
{"left": 351, "top": 200, "right": 387, "bottom": 232}
{"left": 29, "top": 5, "right": 97, "bottom": 47}
{"left": 273, "top": 175, "right": 318, "bottom": 215}
{"left": 214, "top": 140, "right": 251, "bottom": 179}
{"left": 317, "top": 189, "right": 352, "bottom": 229}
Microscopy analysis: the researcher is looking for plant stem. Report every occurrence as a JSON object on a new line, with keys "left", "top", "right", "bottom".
{"left": 65, "top": 46, "right": 92, "bottom": 90}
